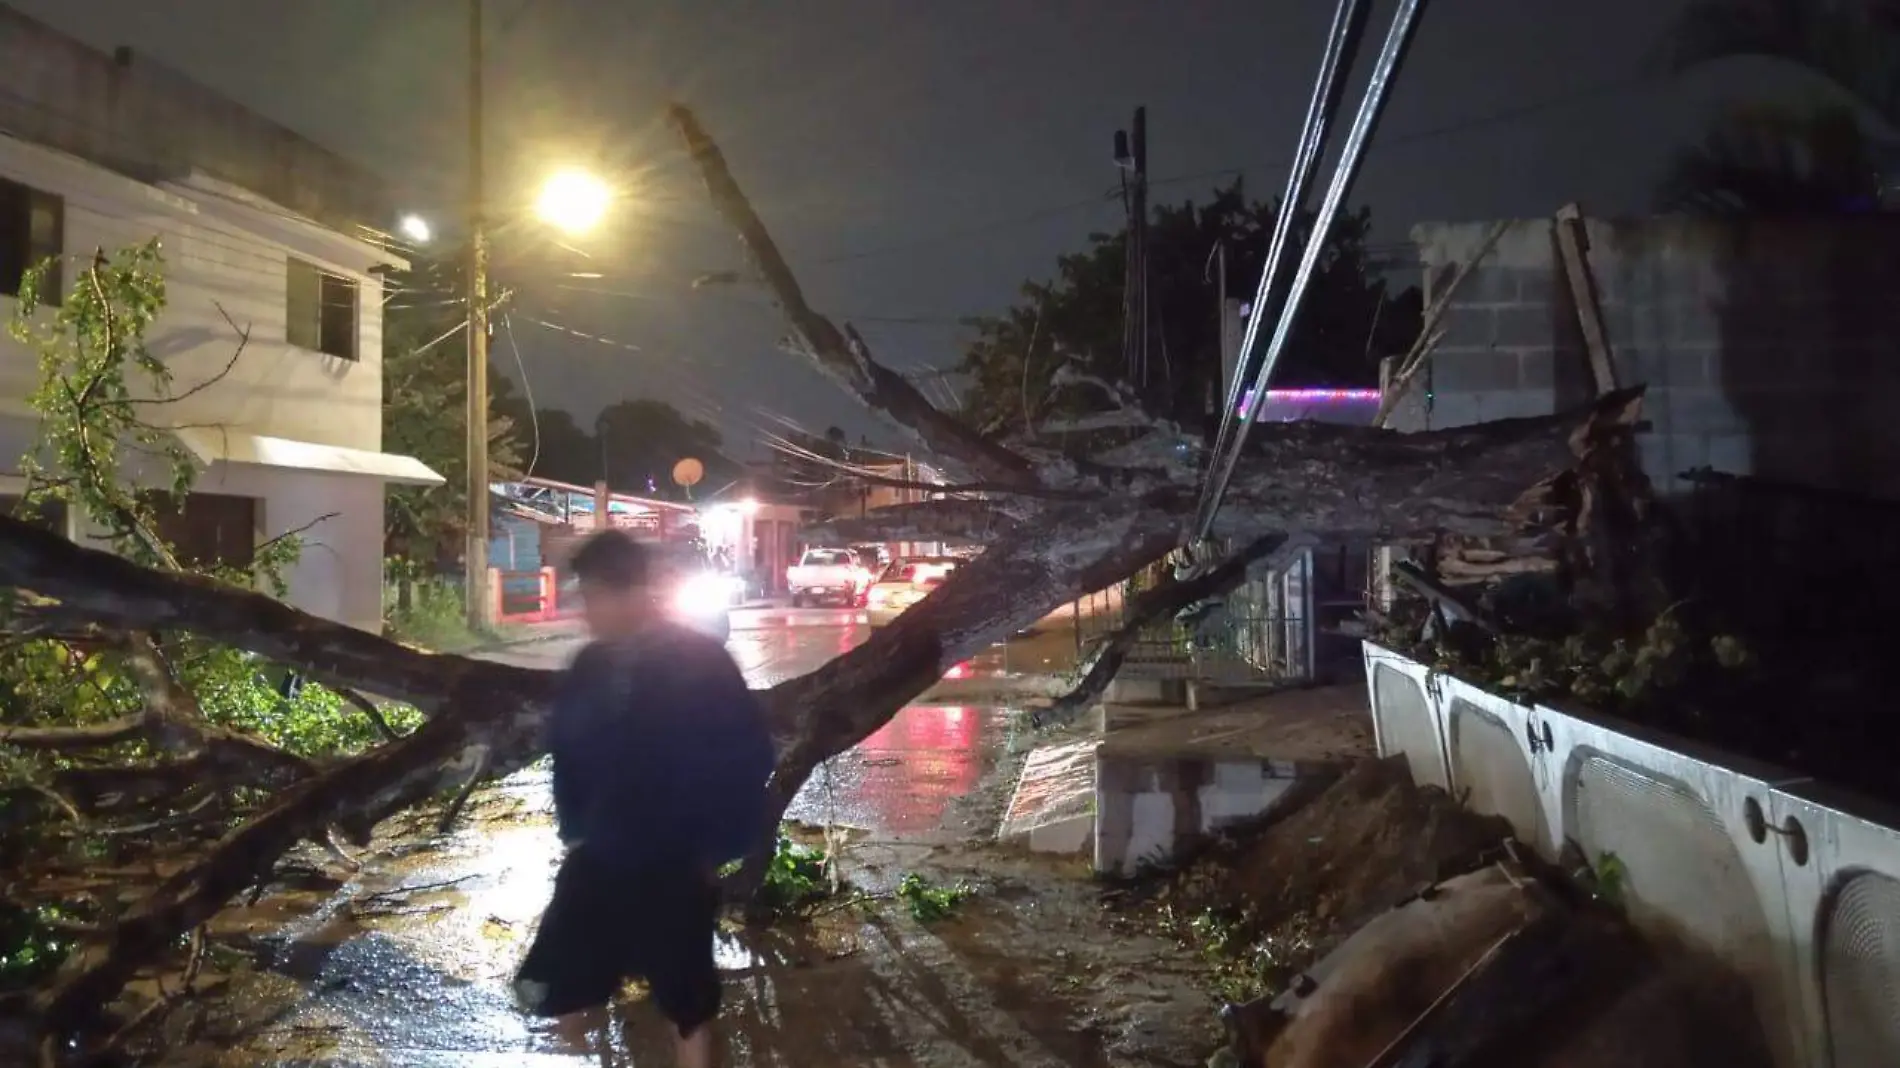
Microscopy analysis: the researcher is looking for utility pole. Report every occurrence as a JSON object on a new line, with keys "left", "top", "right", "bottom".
{"left": 1114, "top": 107, "right": 1151, "bottom": 401}
{"left": 1208, "top": 240, "right": 1244, "bottom": 447}
{"left": 1132, "top": 106, "right": 1148, "bottom": 396}
{"left": 464, "top": 0, "right": 492, "bottom": 630}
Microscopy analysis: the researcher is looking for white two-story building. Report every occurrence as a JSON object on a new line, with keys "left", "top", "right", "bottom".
{"left": 0, "top": 131, "right": 442, "bottom": 633}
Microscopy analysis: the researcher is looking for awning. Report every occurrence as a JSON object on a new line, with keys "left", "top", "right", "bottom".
{"left": 172, "top": 427, "right": 445, "bottom": 487}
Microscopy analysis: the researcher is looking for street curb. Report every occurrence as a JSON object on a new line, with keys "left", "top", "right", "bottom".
{"left": 916, "top": 674, "right": 1074, "bottom": 704}
{"left": 462, "top": 625, "right": 584, "bottom": 656}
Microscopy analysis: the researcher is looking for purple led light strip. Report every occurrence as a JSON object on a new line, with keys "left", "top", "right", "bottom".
{"left": 1240, "top": 386, "right": 1380, "bottom": 412}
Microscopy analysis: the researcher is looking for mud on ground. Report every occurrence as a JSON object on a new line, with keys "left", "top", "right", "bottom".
{"left": 106, "top": 716, "right": 1228, "bottom": 1068}
{"left": 1113, "top": 756, "right": 1515, "bottom": 1005}
{"left": 89, "top": 729, "right": 1516, "bottom": 1067}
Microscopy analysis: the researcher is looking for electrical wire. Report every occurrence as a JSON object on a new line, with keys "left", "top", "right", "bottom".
{"left": 501, "top": 312, "right": 542, "bottom": 478}
{"left": 1194, "top": 0, "right": 1430, "bottom": 543}
{"left": 1205, "top": 0, "right": 1371, "bottom": 514}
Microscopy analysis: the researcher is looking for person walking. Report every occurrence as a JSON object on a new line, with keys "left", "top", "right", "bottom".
{"left": 515, "top": 529, "right": 775, "bottom": 1067}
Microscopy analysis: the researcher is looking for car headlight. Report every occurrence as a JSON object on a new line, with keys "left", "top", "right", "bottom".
{"left": 673, "top": 574, "right": 738, "bottom": 615}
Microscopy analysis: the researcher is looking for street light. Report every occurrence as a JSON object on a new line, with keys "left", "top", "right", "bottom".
{"left": 535, "top": 168, "right": 611, "bottom": 235}
{"left": 398, "top": 213, "right": 433, "bottom": 245}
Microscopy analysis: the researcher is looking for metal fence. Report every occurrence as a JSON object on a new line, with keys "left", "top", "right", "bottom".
{"left": 1073, "top": 544, "right": 1317, "bottom": 686}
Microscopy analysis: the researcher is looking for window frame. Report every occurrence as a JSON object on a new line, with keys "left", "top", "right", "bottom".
{"left": 0, "top": 175, "right": 64, "bottom": 304}
{"left": 285, "top": 255, "right": 359, "bottom": 361}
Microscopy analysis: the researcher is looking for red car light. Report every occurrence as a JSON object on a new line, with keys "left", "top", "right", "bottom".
{"left": 943, "top": 661, "right": 972, "bottom": 679}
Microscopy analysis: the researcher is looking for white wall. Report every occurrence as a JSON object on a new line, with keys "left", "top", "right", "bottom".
{"left": 195, "top": 464, "right": 387, "bottom": 632}
{"left": 0, "top": 134, "right": 407, "bottom": 632}
{"left": 0, "top": 137, "right": 389, "bottom": 451}
{"left": 1363, "top": 642, "right": 1900, "bottom": 1068}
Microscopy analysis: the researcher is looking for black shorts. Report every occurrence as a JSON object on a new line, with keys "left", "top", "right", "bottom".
{"left": 513, "top": 846, "right": 721, "bottom": 1034}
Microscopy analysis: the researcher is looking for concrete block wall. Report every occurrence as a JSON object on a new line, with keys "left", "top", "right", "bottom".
{"left": 1406, "top": 215, "right": 1900, "bottom": 499}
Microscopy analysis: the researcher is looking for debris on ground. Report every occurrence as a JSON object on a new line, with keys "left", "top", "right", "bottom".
{"left": 1123, "top": 755, "right": 1514, "bottom": 1003}
{"left": 1226, "top": 861, "right": 1775, "bottom": 1068}
{"left": 1103, "top": 754, "right": 1774, "bottom": 1068}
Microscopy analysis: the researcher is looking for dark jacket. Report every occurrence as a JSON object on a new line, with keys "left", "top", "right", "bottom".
{"left": 546, "top": 623, "right": 776, "bottom": 871}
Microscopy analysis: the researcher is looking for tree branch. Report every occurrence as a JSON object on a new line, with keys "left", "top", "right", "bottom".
{"left": 1375, "top": 220, "right": 1509, "bottom": 428}
{"left": 668, "top": 104, "right": 1038, "bottom": 488}
{"left": 0, "top": 515, "right": 541, "bottom": 713}
{"left": 1211, "top": 387, "right": 1647, "bottom": 541}
{"left": 802, "top": 500, "right": 1017, "bottom": 545}
{"left": 0, "top": 716, "right": 146, "bottom": 750}
{"left": 127, "top": 302, "right": 251, "bottom": 408}
{"left": 1031, "top": 534, "right": 1292, "bottom": 729}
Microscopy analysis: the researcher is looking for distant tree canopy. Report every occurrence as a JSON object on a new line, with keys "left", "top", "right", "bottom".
{"left": 593, "top": 397, "right": 736, "bottom": 499}
{"left": 381, "top": 256, "right": 529, "bottom": 561}
{"left": 382, "top": 257, "right": 738, "bottom": 566}
{"left": 957, "top": 182, "right": 1420, "bottom": 433}
{"left": 1659, "top": 102, "right": 1884, "bottom": 214}
{"left": 1658, "top": 0, "right": 1899, "bottom": 214}
{"left": 516, "top": 399, "right": 738, "bottom": 501}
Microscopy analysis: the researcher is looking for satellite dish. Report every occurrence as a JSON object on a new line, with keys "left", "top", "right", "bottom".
{"left": 672, "top": 457, "right": 704, "bottom": 488}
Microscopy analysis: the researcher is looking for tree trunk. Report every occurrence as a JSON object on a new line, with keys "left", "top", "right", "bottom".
{"left": 0, "top": 105, "right": 1651, "bottom": 1045}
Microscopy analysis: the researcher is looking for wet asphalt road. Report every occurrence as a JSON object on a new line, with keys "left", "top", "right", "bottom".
{"left": 208, "top": 607, "right": 1072, "bottom": 1067}
{"left": 487, "top": 605, "right": 1077, "bottom": 832}
{"left": 486, "top": 604, "right": 1079, "bottom": 682}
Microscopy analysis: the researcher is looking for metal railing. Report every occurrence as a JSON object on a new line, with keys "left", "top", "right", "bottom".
{"left": 1072, "top": 546, "right": 1318, "bottom": 686}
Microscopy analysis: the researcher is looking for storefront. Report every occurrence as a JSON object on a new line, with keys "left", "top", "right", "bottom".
{"left": 697, "top": 497, "right": 807, "bottom": 598}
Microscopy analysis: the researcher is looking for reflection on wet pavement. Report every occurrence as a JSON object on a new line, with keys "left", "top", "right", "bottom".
{"left": 200, "top": 613, "right": 1072, "bottom": 1067}
{"left": 498, "top": 606, "right": 1078, "bottom": 685}
{"left": 789, "top": 705, "right": 994, "bottom": 835}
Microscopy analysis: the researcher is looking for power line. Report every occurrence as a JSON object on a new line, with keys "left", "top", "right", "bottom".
{"left": 500, "top": 313, "right": 542, "bottom": 478}
{"left": 1195, "top": 0, "right": 1432, "bottom": 543}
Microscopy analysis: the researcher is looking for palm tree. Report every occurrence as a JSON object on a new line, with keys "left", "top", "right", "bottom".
{"left": 1658, "top": 0, "right": 1900, "bottom": 213}
{"left": 1658, "top": 102, "right": 1883, "bottom": 214}
{"left": 1663, "top": 0, "right": 1900, "bottom": 122}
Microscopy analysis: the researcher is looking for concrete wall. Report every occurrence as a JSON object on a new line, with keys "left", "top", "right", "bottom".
{"left": 0, "top": 134, "right": 410, "bottom": 633}
{"left": 1404, "top": 215, "right": 1900, "bottom": 498}
{"left": 192, "top": 464, "right": 388, "bottom": 632}
{"left": 0, "top": 5, "right": 389, "bottom": 232}
{"left": 0, "top": 133, "right": 392, "bottom": 449}
{"left": 1365, "top": 641, "right": 1900, "bottom": 1068}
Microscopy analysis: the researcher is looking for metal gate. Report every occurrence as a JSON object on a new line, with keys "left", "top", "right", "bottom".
{"left": 1073, "top": 543, "right": 1316, "bottom": 685}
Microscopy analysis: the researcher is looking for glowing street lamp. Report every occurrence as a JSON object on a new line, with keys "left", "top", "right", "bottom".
{"left": 397, "top": 213, "right": 433, "bottom": 244}
{"left": 535, "top": 168, "right": 611, "bottom": 235}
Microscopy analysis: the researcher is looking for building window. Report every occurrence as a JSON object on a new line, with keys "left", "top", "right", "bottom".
{"left": 0, "top": 177, "right": 63, "bottom": 302}
{"left": 286, "top": 257, "right": 358, "bottom": 360}
{"left": 146, "top": 492, "right": 259, "bottom": 570}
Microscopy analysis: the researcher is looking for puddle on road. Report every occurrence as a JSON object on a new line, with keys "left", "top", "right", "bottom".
{"left": 157, "top": 696, "right": 1143, "bottom": 1068}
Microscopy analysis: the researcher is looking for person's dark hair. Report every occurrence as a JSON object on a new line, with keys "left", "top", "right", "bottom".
{"left": 569, "top": 530, "right": 649, "bottom": 590}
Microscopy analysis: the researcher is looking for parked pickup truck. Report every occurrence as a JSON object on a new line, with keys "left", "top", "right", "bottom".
{"left": 786, "top": 547, "right": 872, "bottom": 607}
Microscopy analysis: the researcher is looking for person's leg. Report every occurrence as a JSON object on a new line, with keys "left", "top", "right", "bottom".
{"left": 675, "top": 1022, "right": 714, "bottom": 1068}
{"left": 518, "top": 847, "right": 624, "bottom": 1046}
{"left": 551, "top": 1004, "right": 609, "bottom": 1050}
{"left": 641, "top": 868, "right": 723, "bottom": 1068}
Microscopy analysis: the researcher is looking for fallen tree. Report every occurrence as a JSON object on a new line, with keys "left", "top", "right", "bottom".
{"left": 0, "top": 104, "right": 1644, "bottom": 1055}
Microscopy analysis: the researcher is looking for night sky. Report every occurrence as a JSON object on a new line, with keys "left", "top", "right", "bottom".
{"left": 10, "top": 0, "right": 1834, "bottom": 458}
